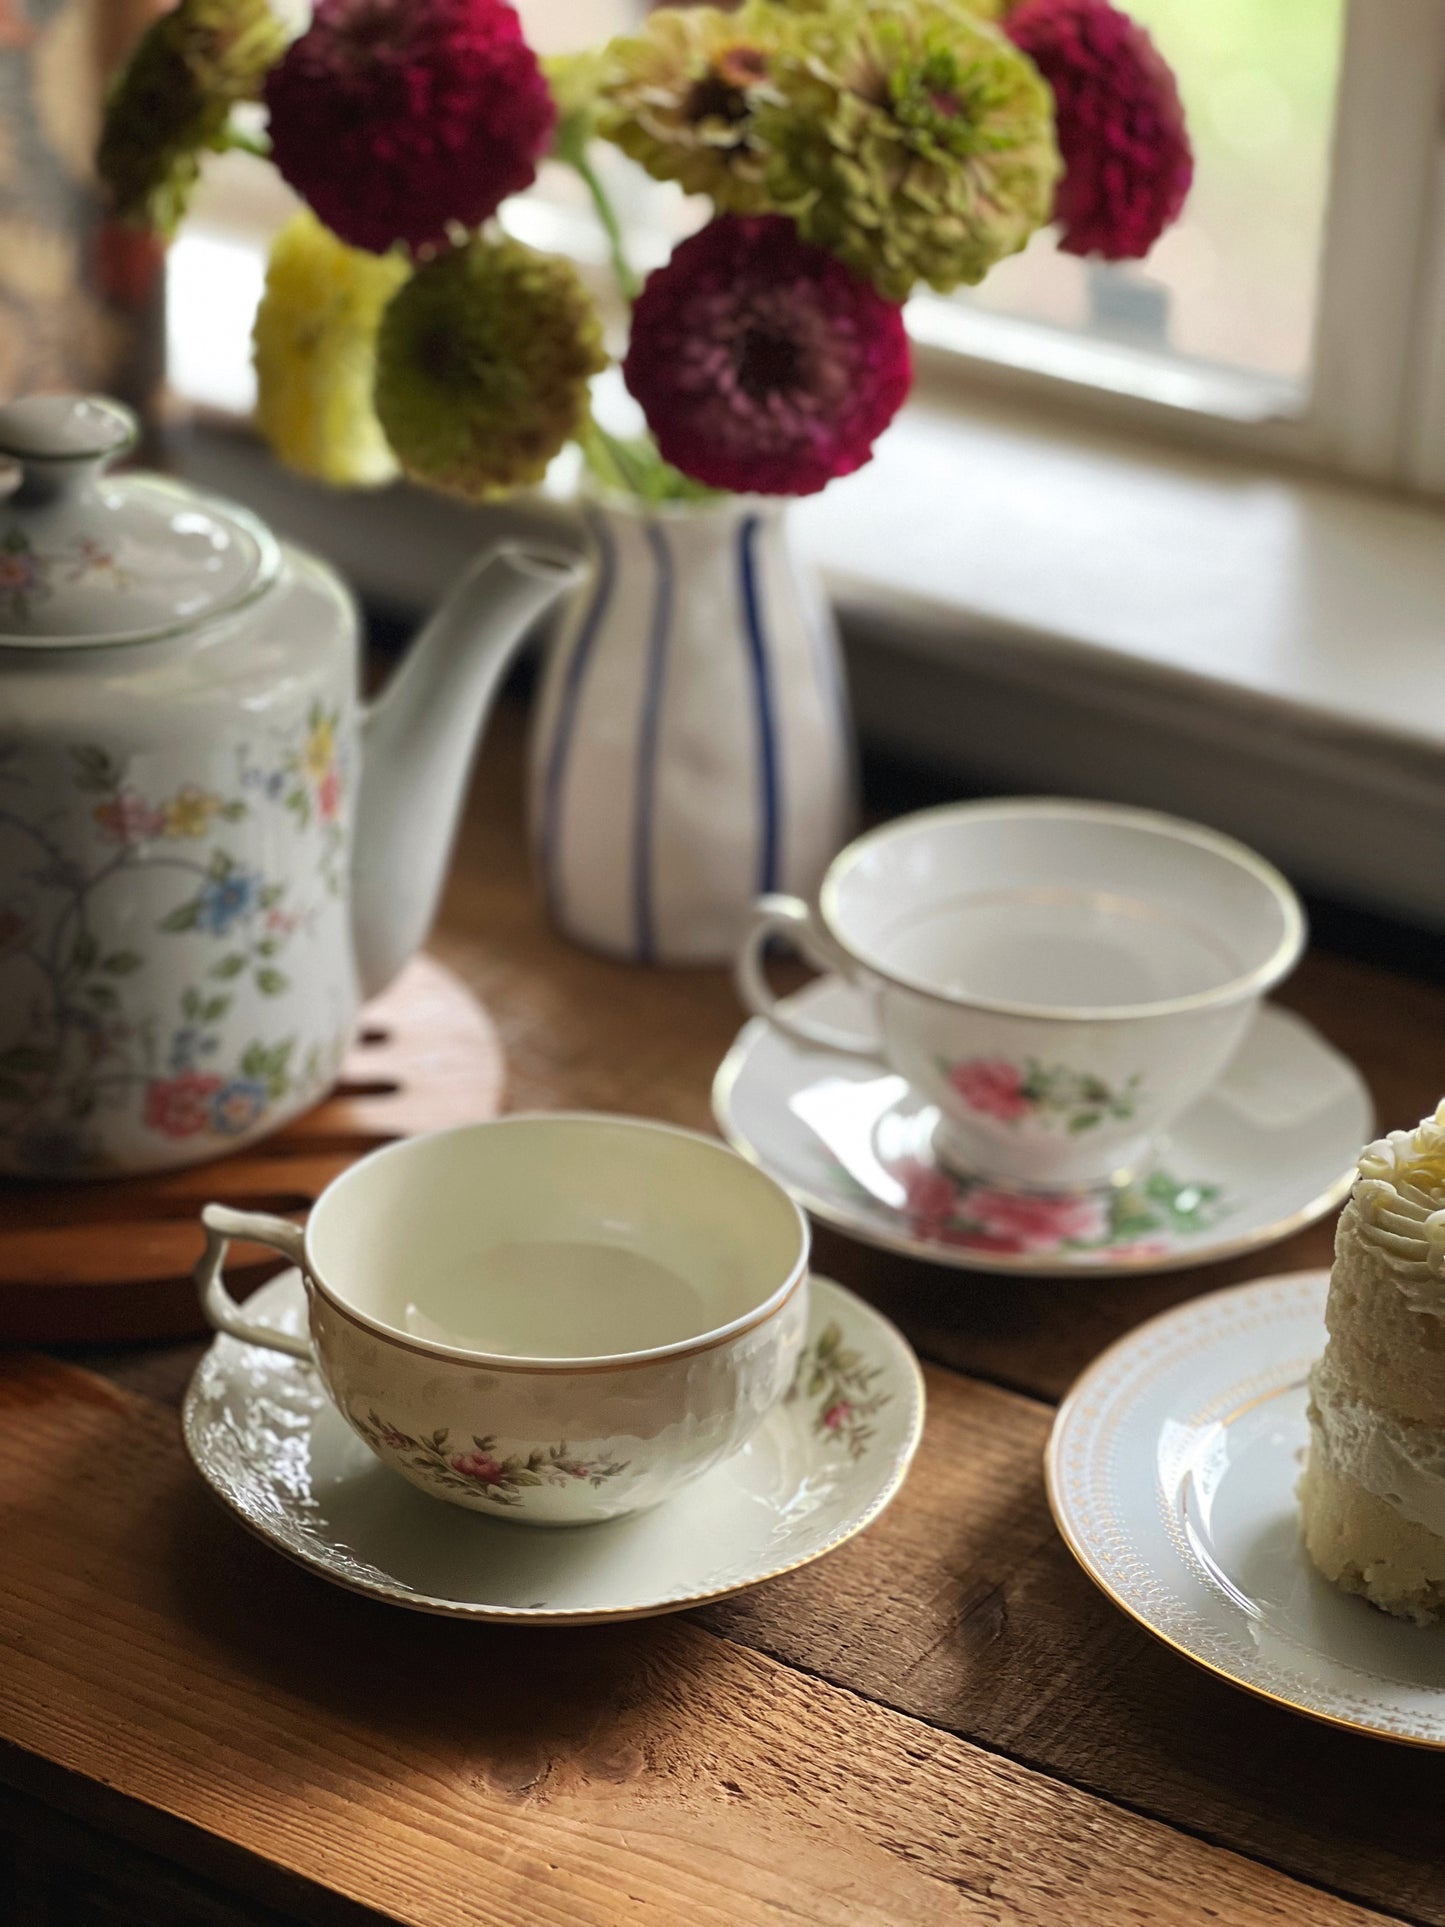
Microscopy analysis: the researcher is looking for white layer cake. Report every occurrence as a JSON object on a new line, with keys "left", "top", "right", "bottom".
{"left": 1301, "top": 1101, "right": 1445, "bottom": 1624}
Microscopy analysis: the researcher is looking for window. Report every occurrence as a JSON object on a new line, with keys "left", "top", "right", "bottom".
{"left": 944, "top": 0, "right": 1345, "bottom": 393}
{"left": 910, "top": 0, "right": 1445, "bottom": 492}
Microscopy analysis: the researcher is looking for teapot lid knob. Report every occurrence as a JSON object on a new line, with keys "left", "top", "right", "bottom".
{"left": 0, "top": 394, "right": 137, "bottom": 465}
{"left": 0, "top": 394, "right": 139, "bottom": 511}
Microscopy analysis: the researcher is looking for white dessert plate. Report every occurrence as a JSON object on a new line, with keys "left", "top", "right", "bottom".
{"left": 183, "top": 1268, "right": 924, "bottom": 1624}
{"left": 713, "top": 978, "right": 1372, "bottom": 1277}
{"left": 1048, "top": 1269, "right": 1445, "bottom": 1747}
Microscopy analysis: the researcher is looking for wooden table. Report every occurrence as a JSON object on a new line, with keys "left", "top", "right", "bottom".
{"left": 5, "top": 704, "right": 1445, "bottom": 1926}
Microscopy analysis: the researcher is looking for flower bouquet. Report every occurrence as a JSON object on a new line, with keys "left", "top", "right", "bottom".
{"left": 99, "top": 0, "right": 1191, "bottom": 959}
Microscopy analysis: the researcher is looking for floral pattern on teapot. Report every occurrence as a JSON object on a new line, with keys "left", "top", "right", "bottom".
{"left": 0, "top": 527, "right": 129, "bottom": 625}
{"left": 0, "top": 703, "right": 351, "bottom": 1173}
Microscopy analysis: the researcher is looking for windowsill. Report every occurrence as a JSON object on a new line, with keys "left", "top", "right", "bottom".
{"left": 166, "top": 234, "right": 1445, "bottom": 930}
{"left": 792, "top": 388, "right": 1445, "bottom": 762}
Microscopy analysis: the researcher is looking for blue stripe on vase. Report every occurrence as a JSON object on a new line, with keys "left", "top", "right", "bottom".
{"left": 738, "top": 513, "right": 781, "bottom": 893}
{"left": 539, "top": 508, "right": 614, "bottom": 930}
{"left": 633, "top": 518, "right": 673, "bottom": 962}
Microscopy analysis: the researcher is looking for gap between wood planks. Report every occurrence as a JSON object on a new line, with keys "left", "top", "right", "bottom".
{"left": 698, "top": 1358, "right": 1445, "bottom": 1927}
{"left": 45, "top": 1280, "right": 1445, "bottom": 1923}
{"left": 0, "top": 1350, "right": 1419, "bottom": 1927}
{"left": 732, "top": 1640, "right": 1438, "bottom": 1927}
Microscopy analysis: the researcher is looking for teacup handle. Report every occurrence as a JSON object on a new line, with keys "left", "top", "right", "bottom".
{"left": 195, "top": 1203, "right": 314, "bottom": 1362}
{"left": 736, "top": 894, "right": 885, "bottom": 1060}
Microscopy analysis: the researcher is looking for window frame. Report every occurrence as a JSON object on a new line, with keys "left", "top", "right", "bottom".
{"left": 906, "top": 0, "right": 1445, "bottom": 494}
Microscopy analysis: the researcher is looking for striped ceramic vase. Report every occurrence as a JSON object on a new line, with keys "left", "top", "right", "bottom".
{"left": 529, "top": 493, "right": 855, "bottom": 964}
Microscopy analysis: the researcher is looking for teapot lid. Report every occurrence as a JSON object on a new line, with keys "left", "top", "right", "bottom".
{"left": 0, "top": 394, "right": 280, "bottom": 648}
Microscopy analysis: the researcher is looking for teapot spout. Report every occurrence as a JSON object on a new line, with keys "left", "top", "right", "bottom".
{"left": 352, "top": 538, "right": 583, "bottom": 999}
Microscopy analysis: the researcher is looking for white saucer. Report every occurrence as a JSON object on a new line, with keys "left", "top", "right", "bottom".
{"left": 713, "top": 978, "right": 1372, "bottom": 1277}
{"left": 182, "top": 1268, "right": 924, "bottom": 1624}
{"left": 1049, "top": 1270, "right": 1445, "bottom": 1747}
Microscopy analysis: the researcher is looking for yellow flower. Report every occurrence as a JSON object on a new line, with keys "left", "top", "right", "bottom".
{"left": 303, "top": 717, "right": 335, "bottom": 783}
{"left": 163, "top": 784, "right": 221, "bottom": 838}
{"left": 253, "top": 210, "right": 410, "bottom": 488}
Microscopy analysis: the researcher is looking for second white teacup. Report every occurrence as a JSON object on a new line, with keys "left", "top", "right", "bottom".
{"left": 738, "top": 799, "right": 1305, "bottom": 1191}
{"left": 197, "top": 1114, "right": 810, "bottom": 1525}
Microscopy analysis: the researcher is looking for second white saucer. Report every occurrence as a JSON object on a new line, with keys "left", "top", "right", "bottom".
{"left": 713, "top": 977, "right": 1372, "bottom": 1277}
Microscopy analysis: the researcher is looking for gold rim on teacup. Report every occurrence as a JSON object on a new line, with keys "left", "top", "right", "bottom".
{"left": 198, "top": 1111, "right": 811, "bottom": 1374}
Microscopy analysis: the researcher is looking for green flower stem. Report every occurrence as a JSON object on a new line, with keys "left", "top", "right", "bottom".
{"left": 213, "top": 121, "right": 269, "bottom": 159}
{"left": 570, "top": 149, "right": 641, "bottom": 305}
{"left": 578, "top": 416, "right": 723, "bottom": 505}
{"left": 580, "top": 417, "right": 652, "bottom": 496}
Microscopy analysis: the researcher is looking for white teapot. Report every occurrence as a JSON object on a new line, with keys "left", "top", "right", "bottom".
{"left": 0, "top": 394, "right": 581, "bottom": 1177}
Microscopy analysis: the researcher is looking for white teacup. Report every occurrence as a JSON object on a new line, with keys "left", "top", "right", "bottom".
{"left": 738, "top": 799, "right": 1305, "bottom": 1191}
{"left": 196, "top": 1114, "right": 810, "bottom": 1525}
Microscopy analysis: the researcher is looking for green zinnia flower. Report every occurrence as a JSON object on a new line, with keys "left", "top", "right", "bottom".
{"left": 760, "top": 0, "right": 1059, "bottom": 300}
{"left": 595, "top": 2, "right": 794, "bottom": 208}
{"left": 98, "top": 0, "right": 287, "bottom": 237}
{"left": 771, "top": 0, "right": 1017, "bottom": 31}
{"left": 373, "top": 235, "right": 607, "bottom": 501}
{"left": 252, "top": 211, "right": 409, "bottom": 489}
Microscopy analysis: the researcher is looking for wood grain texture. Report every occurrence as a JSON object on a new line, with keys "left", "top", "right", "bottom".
{"left": 0, "top": 1355, "right": 1405, "bottom": 1927}
{"left": 703, "top": 1364, "right": 1445, "bottom": 1926}
{"left": 0, "top": 955, "right": 503, "bottom": 1345}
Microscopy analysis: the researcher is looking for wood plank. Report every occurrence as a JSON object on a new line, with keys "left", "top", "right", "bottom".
{"left": 0, "top": 1354, "right": 1400, "bottom": 1927}
{"left": 702, "top": 1361, "right": 1445, "bottom": 1926}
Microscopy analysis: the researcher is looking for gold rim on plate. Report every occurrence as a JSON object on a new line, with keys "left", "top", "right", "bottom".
{"left": 1044, "top": 1272, "right": 1445, "bottom": 1749}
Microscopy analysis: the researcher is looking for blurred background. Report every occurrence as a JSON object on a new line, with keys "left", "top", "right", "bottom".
{"left": 3, "top": 0, "right": 1442, "bottom": 947}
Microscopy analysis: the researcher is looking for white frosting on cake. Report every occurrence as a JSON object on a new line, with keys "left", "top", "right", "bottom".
{"left": 1310, "top": 1354, "right": 1445, "bottom": 1540}
{"left": 1346, "top": 1101, "right": 1445, "bottom": 1304}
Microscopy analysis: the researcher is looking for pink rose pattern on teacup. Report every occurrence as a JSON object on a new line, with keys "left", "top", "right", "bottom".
{"left": 946, "top": 1056, "right": 1142, "bottom": 1136}
{"left": 949, "top": 1057, "right": 1031, "bottom": 1122}
{"left": 877, "top": 1152, "right": 1225, "bottom": 1260}
{"left": 352, "top": 1411, "right": 630, "bottom": 1507}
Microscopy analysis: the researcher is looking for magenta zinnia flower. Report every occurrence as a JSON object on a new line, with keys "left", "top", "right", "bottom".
{"left": 1006, "top": 0, "right": 1191, "bottom": 260}
{"left": 623, "top": 214, "right": 911, "bottom": 497}
{"left": 264, "top": 0, "right": 555, "bottom": 256}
